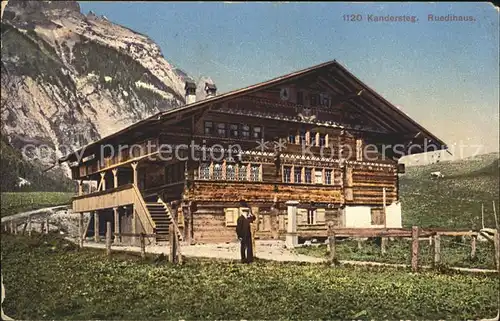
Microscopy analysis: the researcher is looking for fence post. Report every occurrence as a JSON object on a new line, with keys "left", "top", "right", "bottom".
{"left": 45, "top": 217, "right": 49, "bottom": 234}
{"left": 495, "top": 230, "right": 500, "bottom": 273}
{"left": 357, "top": 239, "right": 362, "bottom": 250}
{"left": 106, "top": 222, "right": 112, "bottom": 257}
{"left": 381, "top": 237, "right": 388, "bottom": 255}
{"left": 78, "top": 213, "right": 84, "bottom": 248}
{"left": 327, "top": 222, "right": 336, "bottom": 264}
{"left": 11, "top": 221, "right": 15, "bottom": 235}
{"left": 411, "top": 226, "right": 419, "bottom": 272}
{"left": 140, "top": 233, "right": 146, "bottom": 260}
{"left": 433, "top": 234, "right": 441, "bottom": 266}
{"left": 470, "top": 234, "right": 477, "bottom": 259}
{"left": 169, "top": 223, "right": 177, "bottom": 264}
{"left": 27, "top": 216, "right": 32, "bottom": 237}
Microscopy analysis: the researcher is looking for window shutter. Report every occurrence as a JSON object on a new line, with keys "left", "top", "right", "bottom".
{"left": 316, "top": 208, "right": 326, "bottom": 224}
{"left": 297, "top": 208, "right": 308, "bottom": 225}
{"left": 177, "top": 207, "right": 184, "bottom": 227}
{"left": 225, "top": 208, "right": 238, "bottom": 227}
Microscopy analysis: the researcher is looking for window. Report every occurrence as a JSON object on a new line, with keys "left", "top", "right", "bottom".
{"left": 226, "top": 164, "right": 236, "bottom": 180}
{"left": 199, "top": 162, "right": 210, "bottom": 180}
{"left": 319, "top": 134, "right": 326, "bottom": 147}
{"left": 305, "top": 168, "right": 312, "bottom": 183}
{"left": 315, "top": 169, "right": 323, "bottom": 184}
{"left": 288, "top": 133, "right": 296, "bottom": 144}
{"left": 283, "top": 166, "right": 292, "bottom": 183}
{"left": 238, "top": 164, "right": 248, "bottom": 181}
{"left": 253, "top": 126, "right": 262, "bottom": 139}
{"left": 250, "top": 164, "right": 260, "bottom": 181}
{"left": 241, "top": 125, "right": 250, "bottom": 139}
{"left": 294, "top": 167, "right": 302, "bottom": 183}
{"left": 217, "top": 123, "right": 227, "bottom": 137}
{"left": 310, "top": 94, "right": 318, "bottom": 106}
{"left": 230, "top": 124, "right": 239, "bottom": 138}
{"left": 309, "top": 132, "right": 316, "bottom": 146}
{"left": 325, "top": 169, "right": 332, "bottom": 185}
{"left": 213, "top": 163, "right": 223, "bottom": 180}
{"left": 165, "top": 166, "right": 173, "bottom": 184}
{"left": 204, "top": 121, "right": 213, "bottom": 135}
{"left": 320, "top": 93, "right": 330, "bottom": 107}
{"left": 299, "top": 130, "right": 306, "bottom": 145}
{"left": 297, "top": 91, "right": 304, "bottom": 105}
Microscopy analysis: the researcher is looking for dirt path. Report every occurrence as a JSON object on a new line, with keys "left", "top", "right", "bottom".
{"left": 76, "top": 239, "right": 327, "bottom": 263}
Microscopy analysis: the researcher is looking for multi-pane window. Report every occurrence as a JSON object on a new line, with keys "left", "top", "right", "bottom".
{"left": 315, "top": 169, "right": 323, "bottom": 184}
{"left": 230, "top": 124, "right": 239, "bottom": 138}
{"left": 304, "top": 168, "right": 312, "bottom": 183}
{"left": 226, "top": 164, "right": 236, "bottom": 180}
{"left": 213, "top": 163, "right": 223, "bottom": 180}
{"left": 241, "top": 125, "right": 250, "bottom": 139}
{"left": 238, "top": 164, "right": 248, "bottom": 181}
{"left": 199, "top": 162, "right": 210, "bottom": 180}
{"left": 288, "top": 134, "right": 296, "bottom": 144}
{"left": 320, "top": 93, "right": 331, "bottom": 107}
{"left": 294, "top": 167, "right": 302, "bottom": 183}
{"left": 283, "top": 166, "right": 292, "bottom": 183}
{"left": 325, "top": 169, "right": 332, "bottom": 185}
{"left": 253, "top": 126, "right": 262, "bottom": 139}
{"left": 250, "top": 164, "right": 260, "bottom": 181}
{"left": 299, "top": 130, "right": 306, "bottom": 145}
{"left": 319, "top": 134, "right": 326, "bottom": 147}
{"left": 204, "top": 121, "right": 213, "bottom": 135}
{"left": 217, "top": 123, "right": 227, "bottom": 137}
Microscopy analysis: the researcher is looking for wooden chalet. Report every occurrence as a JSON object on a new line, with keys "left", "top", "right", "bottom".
{"left": 59, "top": 60, "right": 447, "bottom": 244}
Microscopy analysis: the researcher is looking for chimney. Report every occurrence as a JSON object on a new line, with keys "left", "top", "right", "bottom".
{"left": 205, "top": 82, "right": 217, "bottom": 98}
{"left": 184, "top": 80, "right": 196, "bottom": 104}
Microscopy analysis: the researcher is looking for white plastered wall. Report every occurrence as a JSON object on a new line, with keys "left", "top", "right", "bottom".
{"left": 343, "top": 201, "right": 402, "bottom": 228}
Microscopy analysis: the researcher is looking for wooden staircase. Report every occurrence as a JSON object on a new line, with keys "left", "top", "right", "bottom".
{"left": 145, "top": 202, "right": 183, "bottom": 243}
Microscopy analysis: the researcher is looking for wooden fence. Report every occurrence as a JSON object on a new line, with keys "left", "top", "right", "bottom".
{"left": 326, "top": 226, "right": 500, "bottom": 273}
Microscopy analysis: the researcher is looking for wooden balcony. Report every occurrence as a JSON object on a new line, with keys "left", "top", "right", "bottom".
{"left": 72, "top": 183, "right": 155, "bottom": 234}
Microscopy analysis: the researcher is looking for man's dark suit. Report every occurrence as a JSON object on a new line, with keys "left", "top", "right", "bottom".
{"left": 236, "top": 214, "right": 253, "bottom": 263}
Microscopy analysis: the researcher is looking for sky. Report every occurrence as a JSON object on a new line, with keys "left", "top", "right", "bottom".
{"left": 78, "top": 2, "right": 499, "bottom": 162}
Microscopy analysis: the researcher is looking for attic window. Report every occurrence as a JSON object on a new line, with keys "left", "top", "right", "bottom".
{"left": 204, "top": 121, "right": 213, "bottom": 135}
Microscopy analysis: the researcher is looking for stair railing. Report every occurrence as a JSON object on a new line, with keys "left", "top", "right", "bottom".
{"left": 131, "top": 184, "right": 156, "bottom": 234}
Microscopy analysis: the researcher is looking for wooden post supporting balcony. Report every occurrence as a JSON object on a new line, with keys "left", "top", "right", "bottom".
{"left": 112, "top": 168, "right": 118, "bottom": 188}
{"left": 131, "top": 162, "right": 138, "bottom": 185}
{"left": 113, "top": 207, "right": 120, "bottom": 243}
{"left": 99, "top": 172, "right": 106, "bottom": 191}
{"left": 78, "top": 180, "right": 83, "bottom": 196}
{"left": 94, "top": 211, "right": 100, "bottom": 243}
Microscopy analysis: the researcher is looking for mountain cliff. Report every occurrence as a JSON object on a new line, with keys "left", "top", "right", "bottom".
{"left": 0, "top": 0, "right": 211, "bottom": 190}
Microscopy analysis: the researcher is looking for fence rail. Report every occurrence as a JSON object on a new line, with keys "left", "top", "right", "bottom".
{"left": 327, "top": 225, "right": 500, "bottom": 273}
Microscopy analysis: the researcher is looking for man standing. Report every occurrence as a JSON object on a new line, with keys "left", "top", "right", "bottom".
{"left": 236, "top": 210, "right": 254, "bottom": 263}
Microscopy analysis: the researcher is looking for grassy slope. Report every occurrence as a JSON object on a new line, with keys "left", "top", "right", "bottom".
{"left": 0, "top": 192, "right": 74, "bottom": 217}
{"left": 400, "top": 152, "right": 499, "bottom": 229}
{"left": 1, "top": 234, "right": 498, "bottom": 320}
